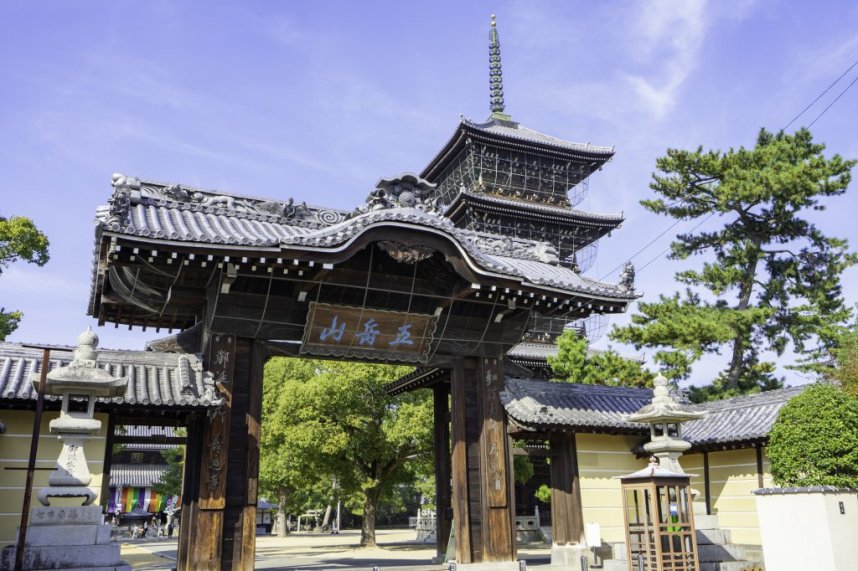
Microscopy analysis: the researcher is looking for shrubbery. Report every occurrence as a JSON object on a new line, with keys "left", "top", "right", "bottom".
{"left": 767, "top": 383, "right": 858, "bottom": 487}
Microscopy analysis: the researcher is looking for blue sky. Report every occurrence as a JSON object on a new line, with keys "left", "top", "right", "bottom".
{"left": 1, "top": 1, "right": 856, "bottom": 387}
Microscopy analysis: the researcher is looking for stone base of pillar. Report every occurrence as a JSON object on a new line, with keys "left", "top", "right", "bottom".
{"left": 452, "top": 561, "right": 521, "bottom": 570}
{"left": 551, "top": 543, "right": 591, "bottom": 568}
{"left": 1, "top": 506, "right": 130, "bottom": 571}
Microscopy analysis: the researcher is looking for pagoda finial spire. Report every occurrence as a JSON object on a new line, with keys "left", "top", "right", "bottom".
{"left": 489, "top": 14, "right": 507, "bottom": 118}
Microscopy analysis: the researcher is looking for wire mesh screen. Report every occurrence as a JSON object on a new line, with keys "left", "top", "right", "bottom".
{"left": 434, "top": 144, "right": 596, "bottom": 207}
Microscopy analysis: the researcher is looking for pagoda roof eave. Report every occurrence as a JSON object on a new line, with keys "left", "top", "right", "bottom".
{"left": 444, "top": 191, "right": 624, "bottom": 228}
{"left": 421, "top": 118, "right": 615, "bottom": 182}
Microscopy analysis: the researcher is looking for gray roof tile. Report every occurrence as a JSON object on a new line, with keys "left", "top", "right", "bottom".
{"left": 99, "top": 182, "right": 637, "bottom": 302}
{"left": 110, "top": 464, "right": 167, "bottom": 488}
{"left": 501, "top": 377, "right": 652, "bottom": 433}
{"left": 463, "top": 118, "right": 615, "bottom": 155}
{"left": 681, "top": 386, "right": 806, "bottom": 446}
{"left": 0, "top": 343, "right": 222, "bottom": 409}
{"left": 501, "top": 377, "right": 806, "bottom": 447}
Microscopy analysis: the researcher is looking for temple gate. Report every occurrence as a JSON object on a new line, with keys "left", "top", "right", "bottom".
{"left": 86, "top": 17, "right": 636, "bottom": 570}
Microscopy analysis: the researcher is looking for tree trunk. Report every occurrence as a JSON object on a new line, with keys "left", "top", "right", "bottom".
{"left": 360, "top": 489, "right": 380, "bottom": 547}
{"left": 321, "top": 504, "right": 332, "bottom": 530}
{"left": 726, "top": 256, "right": 759, "bottom": 389}
{"left": 277, "top": 488, "right": 290, "bottom": 537}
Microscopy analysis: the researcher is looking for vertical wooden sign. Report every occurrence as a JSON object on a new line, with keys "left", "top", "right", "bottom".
{"left": 480, "top": 357, "right": 508, "bottom": 508}
{"left": 199, "top": 334, "right": 235, "bottom": 510}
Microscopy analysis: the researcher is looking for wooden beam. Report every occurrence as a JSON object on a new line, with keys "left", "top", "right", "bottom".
{"left": 755, "top": 444, "right": 764, "bottom": 489}
{"left": 450, "top": 357, "right": 472, "bottom": 564}
{"left": 434, "top": 381, "right": 452, "bottom": 559}
{"left": 177, "top": 413, "right": 205, "bottom": 571}
{"left": 478, "top": 356, "right": 516, "bottom": 563}
{"left": 549, "top": 432, "right": 584, "bottom": 546}
{"left": 99, "top": 412, "right": 117, "bottom": 512}
{"left": 703, "top": 451, "right": 711, "bottom": 516}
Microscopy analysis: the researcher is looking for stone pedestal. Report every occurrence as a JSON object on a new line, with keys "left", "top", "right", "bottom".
{"left": 453, "top": 562, "right": 521, "bottom": 570}
{"left": 551, "top": 543, "right": 591, "bottom": 568}
{"left": 2, "top": 506, "right": 130, "bottom": 571}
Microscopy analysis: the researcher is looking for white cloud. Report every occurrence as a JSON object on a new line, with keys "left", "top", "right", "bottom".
{"left": 623, "top": 0, "right": 708, "bottom": 118}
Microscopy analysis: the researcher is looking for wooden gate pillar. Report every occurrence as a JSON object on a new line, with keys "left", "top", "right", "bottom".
{"left": 549, "top": 432, "right": 585, "bottom": 549}
{"left": 177, "top": 335, "right": 265, "bottom": 571}
{"left": 450, "top": 356, "right": 516, "bottom": 565}
{"left": 433, "top": 381, "right": 452, "bottom": 559}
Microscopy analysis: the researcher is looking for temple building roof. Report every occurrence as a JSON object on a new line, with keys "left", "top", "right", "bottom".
{"left": 500, "top": 377, "right": 807, "bottom": 450}
{"left": 90, "top": 174, "right": 638, "bottom": 331}
{"left": 680, "top": 386, "right": 806, "bottom": 449}
{"left": 502, "top": 377, "right": 652, "bottom": 435}
{"left": 0, "top": 342, "right": 222, "bottom": 410}
{"left": 110, "top": 465, "right": 167, "bottom": 488}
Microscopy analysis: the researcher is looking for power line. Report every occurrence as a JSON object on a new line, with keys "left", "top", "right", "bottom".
{"left": 782, "top": 59, "right": 858, "bottom": 130}
{"left": 808, "top": 71, "right": 858, "bottom": 128}
{"left": 636, "top": 213, "right": 716, "bottom": 273}
{"left": 599, "top": 215, "right": 684, "bottom": 280}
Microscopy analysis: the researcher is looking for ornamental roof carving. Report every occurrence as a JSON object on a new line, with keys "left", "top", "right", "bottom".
{"left": 94, "top": 174, "right": 639, "bottom": 302}
{"left": 353, "top": 173, "right": 441, "bottom": 215}
{"left": 103, "top": 173, "right": 348, "bottom": 235}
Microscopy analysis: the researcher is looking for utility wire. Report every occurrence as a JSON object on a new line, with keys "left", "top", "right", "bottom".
{"left": 783, "top": 59, "right": 858, "bottom": 130}
{"left": 636, "top": 213, "right": 716, "bottom": 273}
{"left": 808, "top": 71, "right": 858, "bottom": 128}
{"left": 592, "top": 59, "right": 858, "bottom": 283}
{"left": 599, "top": 215, "right": 684, "bottom": 280}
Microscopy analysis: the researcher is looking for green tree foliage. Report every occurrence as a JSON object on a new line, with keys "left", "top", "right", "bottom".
{"left": 823, "top": 325, "right": 858, "bottom": 399}
{"left": 260, "top": 358, "right": 433, "bottom": 547}
{"left": 0, "top": 216, "right": 50, "bottom": 340}
{"left": 153, "top": 446, "right": 185, "bottom": 498}
{"left": 534, "top": 484, "right": 551, "bottom": 504}
{"left": 548, "top": 330, "right": 654, "bottom": 387}
{"left": 513, "top": 453, "right": 535, "bottom": 485}
{"left": 767, "top": 383, "right": 858, "bottom": 487}
{"left": 612, "top": 129, "right": 856, "bottom": 401}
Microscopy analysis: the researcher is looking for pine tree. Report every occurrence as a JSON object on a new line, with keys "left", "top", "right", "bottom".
{"left": 611, "top": 128, "right": 856, "bottom": 401}
{"left": 548, "top": 330, "right": 653, "bottom": 387}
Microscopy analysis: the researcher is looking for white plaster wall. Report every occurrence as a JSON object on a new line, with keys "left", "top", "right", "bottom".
{"left": 755, "top": 490, "right": 858, "bottom": 571}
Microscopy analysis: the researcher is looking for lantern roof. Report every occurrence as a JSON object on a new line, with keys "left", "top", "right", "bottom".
{"left": 619, "top": 457, "right": 689, "bottom": 482}
{"left": 627, "top": 373, "right": 707, "bottom": 424}
{"left": 38, "top": 329, "right": 127, "bottom": 397}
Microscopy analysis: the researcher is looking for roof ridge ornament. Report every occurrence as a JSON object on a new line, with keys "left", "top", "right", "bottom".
{"left": 488, "top": 15, "right": 511, "bottom": 121}
{"left": 353, "top": 173, "right": 441, "bottom": 215}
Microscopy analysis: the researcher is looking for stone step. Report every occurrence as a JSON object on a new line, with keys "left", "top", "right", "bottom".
{"left": 602, "top": 559, "right": 629, "bottom": 571}
{"left": 699, "top": 543, "right": 751, "bottom": 562}
{"left": 696, "top": 528, "right": 732, "bottom": 545}
{"left": 695, "top": 514, "right": 722, "bottom": 530}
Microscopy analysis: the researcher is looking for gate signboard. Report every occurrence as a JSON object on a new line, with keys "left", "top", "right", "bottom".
{"left": 301, "top": 302, "right": 438, "bottom": 364}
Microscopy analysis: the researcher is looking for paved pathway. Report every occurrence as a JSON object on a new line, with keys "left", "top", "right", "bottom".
{"left": 121, "top": 528, "right": 554, "bottom": 570}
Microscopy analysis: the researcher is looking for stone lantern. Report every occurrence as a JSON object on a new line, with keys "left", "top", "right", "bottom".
{"left": 5, "top": 329, "right": 131, "bottom": 571}
{"left": 616, "top": 374, "right": 708, "bottom": 570}
{"left": 627, "top": 374, "right": 706, "bottom": 474}
{"left": 36, "top": 328, "right": 127, "bottom": 507}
